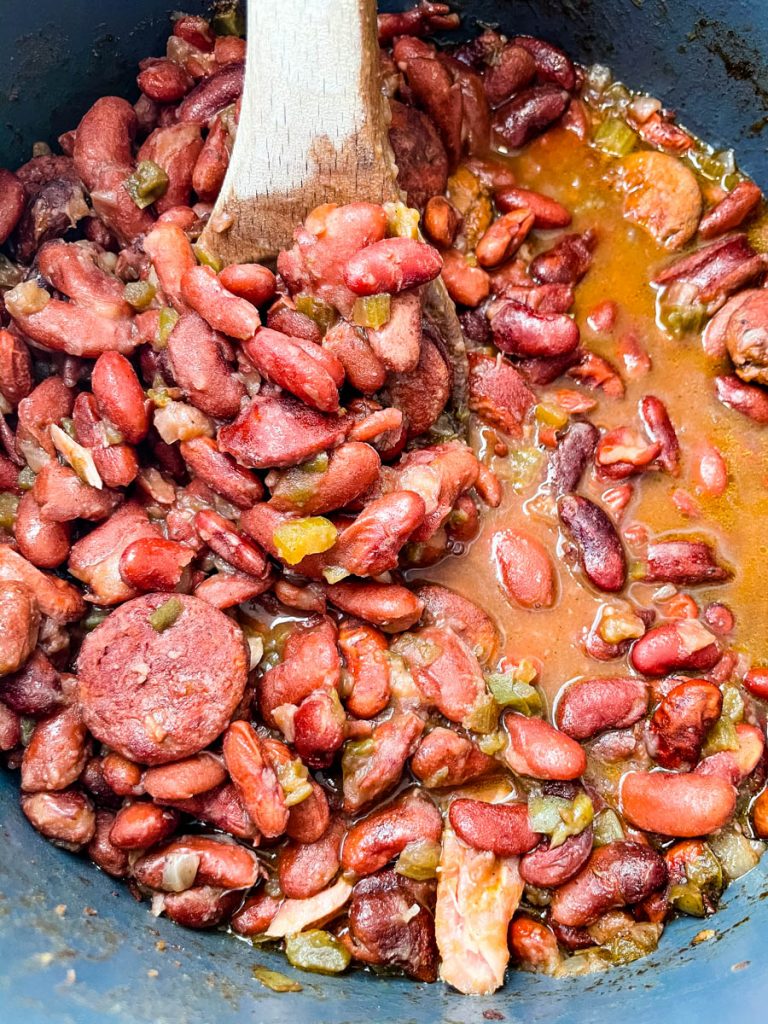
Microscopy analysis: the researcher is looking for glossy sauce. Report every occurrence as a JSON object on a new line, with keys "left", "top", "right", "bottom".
{"left": 414, "top": 126, "right": 768, "bottom": 708}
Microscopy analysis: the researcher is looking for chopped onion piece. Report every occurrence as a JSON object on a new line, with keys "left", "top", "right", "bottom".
{"left": 50, "top": 423, "right": 103, "bottom": 489}
{"left": 161, "top": 851, "right": 200, "bottom": 892}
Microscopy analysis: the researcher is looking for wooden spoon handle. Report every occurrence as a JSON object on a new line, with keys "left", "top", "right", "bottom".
{"left": 201, "top": 0, "right": 397, "bottom": 264}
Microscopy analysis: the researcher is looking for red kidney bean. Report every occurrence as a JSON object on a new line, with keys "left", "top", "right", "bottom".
{"left": 16, "top": 376, "right": 74, "bottom": 456}
{"left": 646, "top": 679, "right": 723, "bottom": 770}
{"left": 242, "top": 327, "right": 341, "bottom": 413}
{"left": 492, "top": 528, "right": 556, "bottom": 609}
{"left": 482, "top": 43, "right": 537, "bottom": 105}
{"left": 218, "top": 263, "right": 276, "bottom": 307}
{"left": 441, "top": 248, "right": 491, "bottom": 306}
{"left": 546, "top": 421, "right": 599, "bottom": 494}
{"left": 119, "top": 536, "right": 193, "bottom": 592}
{"left": 396, "top": 625, "right": 487, "bottom": 726}
{"left": 341, "top": 792, "right": 442, "bottom": 876}
{"left": 278, "top": 816, "right": 345, "bottom": 900}
{"left": 222, "top": 721, "right": 288, "bottom": 839}
{"left": 715, "top": 374, "right": 768, "bottom": 424}
{"left": 0, "top": 649, "right": 62, "bottom": 718}
{"left": 699, "top": 181, "right": 763, "bottom": 239}
{"left": 491, "top": 299, "right": 580, "bottom": 358}
{"left": 179, "top": 437, "right": 263, "bottom": 508}
{"left": 695, "top": 723, "right": 764, "bottom": 785}
{"left": 378, "top": 3, "right": 458, "bottom": 43}
{"left": 88, "top": 810, "right": 130, "bottom": 878}
{"left": 230, "top": 892, "right": 282, "bottom": 937}
{"left": 630, "top": 621, "right": 720, "bottom": 676}
{"left": 161, "top": 887, "right": 241, "bottom": 930}
{"left": 476, "top": 209, "right": 535, "bottom": 268}
{"left": 347, "top": 870, "right": 438, "bottom": 982}
{"left": 744, "top": 667, "right": 768, "bottom": 701}
{"left": 32, "top": 462, "right": 122, "bottom": 523}
{"left": 167, "top": 312, "right": 245, "bottom": 419}
{"left": 494, "top": 186, "right": 572, "bottom": 228}
{"left": 423, "top": 195, "right": 460, "bottom": 247}
{"left": 556, "top": 677, "right": 648, "bottom": 740}
{"left": 172, "top": 13, "right": 214, "bottom": 51}
{"left": 137, "top": 122, "right": 203, "bottom": 213}
{"left": 395, "top": 43, "right": 463, "bottom": 168}
{"left": 638, "top": 395, "right": 680, "bottom": 475}
{"left": 142, "top": 221, "right": 197, "bottom": 311}
{"left": 269, "top": 442, "right": 380, "bottom": 517}
{"left": 0, "top": 580, "right": 39, "bottom": 677}
{"left": 415, "top": 583, "right": 499, "bottom": 666}
{"left": 72, "top": 96, "right": 155, "bottom": 242}
{"left": 530, "top": 232, "right": 595, "bottom": 286}
{"left": 621, "top": 771, "right": 736, "bottom": 836}
{"left": 177, "top": 61, "right": 244, "bottom": 124}
{"left": 163, "top": 782, "right": 258, "bottom": 841}
{"left": 21, "top": 704, "right": 88, "bottom": 793}
{"left": 449, "top": 798, "right": 540, "bottom": 856}
{"left": 0, "top": 546, "right": 84, "bottom": 623}
{"left": 492, "top": 84, "right": 570, "bottom": 148}
{"left": 332, "top": 490, "right": 426, "bottom": 577}
{"left": 285, "top": 779, "right": 331, "bottom": 845}
{"left": 219, "top": 392, "right": 346, "bottom": 469}
{"left": 342, "top": 711, "right": 425, "bottom": 814}
{"left": 0, "top": 329, "right": 33, "bottom": 408}
{"left": 256, "top": 621, "right": 340, "bottom": 726}
{"left": 643, "top": 539, "right": 731, "bottom": 585}
{"left": 504, "top": 712, "right": 587, "bottom": 780}
{"left": 138, "top": 58, "right": 193, "bottom": 102}
{"left": 181, "top": 265, "right": 260, "bottom": 340}
{"left": 273, "top": 579, "right": 326, "bottom": 614}
{"left": 558, "top": 494, "right": 627, "bottom": 593}
{"left": 21, "top": 790, "right": 95, "bottom": 848}
{"left": 100, "top": 752, "right": 144, "bottom": 797}
{"left": 143, "top": 753, "right": 226, "bottom": 802}
{"left": 91, "top": 352, "right": 149, "bottom": 444}
{"left": 191, "top": 114, "right": 232, "bottom": 201}
{"left": 133, "top": 834, "right": 260, "bottom": 891}
{"left": 512, "top": 35, "right": 576, "bottom": 90}
{"left": 410, "top": 727, "right": 496, "bottom": 788}
{"left": 109, "top": 801, "right": 179, "bottom": 850}
{"left": 509, "top": 916, "right": 560, "bottom": 972}
{"left": 14, "top": 493, "right": 71, "bottom": 569}
{"left": 8, "top": 298, "right": 136, "bottom": 358}
{"left": 550, "top": 842, "right": 666, "bottom": 926}
{"left": 0, "top": 168, "right": 25, "bottom": 243}
{"left": 339, "top": 620, "right": 391, "bottom": 719}
{"left": 519, "top": 826, "right": 594, "bottom": 888}
{"left": 0, "top": 703, "right": 22, "bottom": 751}
{"left": 194, "top": 508, "right": 269, "bottom": 579}
{"left": 343, "top": 237, "right": 442, "bottom": 296}
{"left": 467, "top": 352, "right": 536, "bottom": 438}
{"left": 293, "top": 689, "right": 346, "bottom": 769}
{"left": 323, "top": 320, "right": 387, "bottom": 394}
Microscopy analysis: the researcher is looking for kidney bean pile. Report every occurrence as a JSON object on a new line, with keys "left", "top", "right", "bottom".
{"left": 1, "top": 1, "right": 768, "bottom": 996}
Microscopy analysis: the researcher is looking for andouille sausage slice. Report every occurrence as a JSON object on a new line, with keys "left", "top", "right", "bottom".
{"left": 77, "top": 593, "right": 248, "bottom": 765}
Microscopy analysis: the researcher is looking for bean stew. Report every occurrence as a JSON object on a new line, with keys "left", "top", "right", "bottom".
{"left": 1, "top": 0, "right": 767, "bottom": 997}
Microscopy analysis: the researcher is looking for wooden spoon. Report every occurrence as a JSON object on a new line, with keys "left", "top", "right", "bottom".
{"left": 199, "top": 0, "right": 467, "bottom": 398}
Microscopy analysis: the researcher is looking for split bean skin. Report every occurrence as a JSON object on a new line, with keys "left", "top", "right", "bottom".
{"left": 1, "top": 2, "right": 767, "bottom": 998}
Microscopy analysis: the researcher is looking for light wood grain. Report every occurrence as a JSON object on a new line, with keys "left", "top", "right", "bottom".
{"left": 199, "top": 0, "right": 398, "bottom": 263}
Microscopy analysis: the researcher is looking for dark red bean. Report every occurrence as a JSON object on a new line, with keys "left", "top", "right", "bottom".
{"left": 512, "top": 36, "right": 577, "bottom": 90}
{"left": 519, "top": 826, "right": 594, "bottom": 888}
{"left": 546, "top": 421, "right": 599, "bottom": 494}
{"left": 492, "top": 84, "right": 570, "bottom": 149}
{"left": 715, "top": 374, "right": 768, "bottom": 424}
{"left": 556, "top": 677, "right": 648, "bottom": 740}
{"left": 639, "top": 395, "right": 680, "bottom": 475}
{"left": 448, "top": 798, "right": 540, "bottom": 856}
{"left": 643, "top": 539, "right": 731, "bottom": 585}
{"left": 491, "top": 299, "right": 580, "bottom": 358}
{"left": 646, "top": 679, "right": 723, "bottom": 770}
{"left": 558, "top": 494, "right": 627, "bottom": 592}
{"left": 630, "top": 621, "right": 720, "bottom": 676}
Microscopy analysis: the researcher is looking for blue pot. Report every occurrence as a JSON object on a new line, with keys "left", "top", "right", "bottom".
{"left": 1, "top": 3, "right": 767, "bottom": 1020}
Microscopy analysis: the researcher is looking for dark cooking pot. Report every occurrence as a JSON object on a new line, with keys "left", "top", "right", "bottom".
{"left": 1, "top": 2, "right": 766, "bottom": 1021}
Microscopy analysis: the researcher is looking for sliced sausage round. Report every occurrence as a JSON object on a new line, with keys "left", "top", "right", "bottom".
{"left": 77, "top": 593, "right": 248, "bottom": 765}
